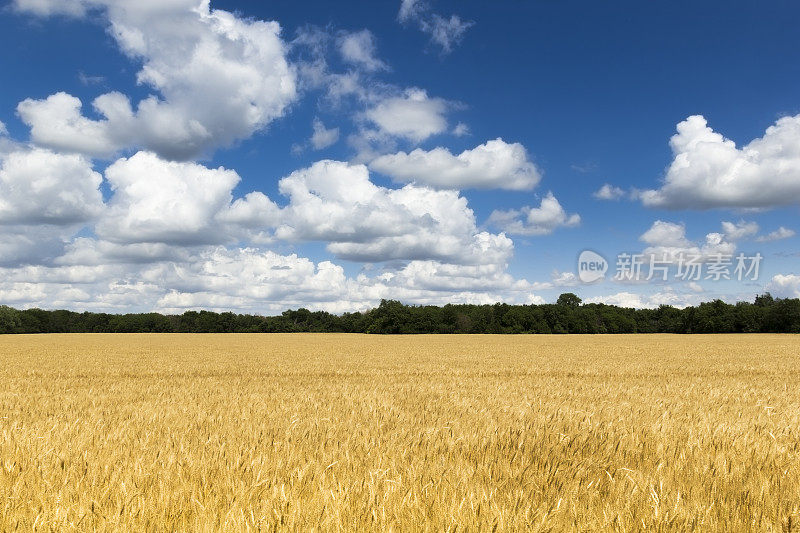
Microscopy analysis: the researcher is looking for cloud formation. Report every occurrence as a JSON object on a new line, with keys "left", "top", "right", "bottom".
{"left": 593, "top": 183, "right": 625, "bottom": 200}
{"left": 274, "top": 160, "right": 513, "bottom": 265}
{"left": 639, "top": 220, "right": 737, "bottom": 262}
{"left": 0, "top": 148, "right": 103, "bottom": 226}
{"left": 767, "top": 274, "right": 800, "bottom": 298}
{"left": 15, "top": 0, "right": 296, "bottom": 160}
{"left": 370, "top": 139, "right": 541, "bottom": 190}
{"left": 488, "top": 193, "right": 580, "bottom": 236}
{"left": 337, "top": 29, "right": 388, "bottom": 72}
{"left": 309, "top": 118, "right": 340, "bottom": 150}
{"left": 640, "top": 114, "right": 800, "bottom": 209}
{"left": 398, "top": 0, "right": 474, "bottom": 54}
{"left": 584, "top": 290, "right": 700, "bottom": 309}
{"left": 97, "top": 152, "right": 247, "bottom": 245}
{"left": 756, "top": 227, "right": 795, "bottom": 243}
{"left": 363, "top": 88, "right": 449, "bottom": 143}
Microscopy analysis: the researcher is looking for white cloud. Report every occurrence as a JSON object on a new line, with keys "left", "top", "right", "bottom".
{"left": 17, "top": 92, "right": 122, "bottom": 157}
{"left": 0, "top": 248, "right": 354, "bottom": 314}
{"left": 4, "top": 1, "right": 563, "bottom": 314}
{"left": 422, "top": 15, "right": 474, "bottom": 54}
{"left": 640, "top": 114, "right": 800, "bottom": 209}
{"left": 452, "top": 122, "right": 469, "bottom": 136}
{"left": 721, "top": 220, "right": 759, "bottom": 241}
{"left": 398, "top": 0, "right": 474, "bottom": 54}
{"left": 640, "top": 220, "right": 736, "bottom": 261}
{"left": 292, "top": 26, "right": 370, "bottom": 104}
{"left": 363, "top": 88, "right": 449, "bottom": 143}
{"left": 593, "top": 183, "right": 625, "bottom": 200}
{"left": 369, "top": 138, "right": 541, "bottom": 191}
{"left": 0, "top": 148, "right": 103, "bottom": 226}
{"left": 640, "top": 220, "right": 694, "bottom": 250}
{"left": 58, "top": 238, "right": 191, "bottom": 266}
{"left": 757, "top": 227, "right": 796, "bottom": 243}
{"left": 78, "top": 71, "right": 106, "bottom": 86}
{"left": 337, "top": 29, "right": 387, "bottom": 72}
{"left": 0, "top": 150, "right": 541, "bottom": 313}
{"left": 13, "top": 0, "right": 86, "bottom": 16}
{"left": 488, "top": 193, "right": 580, "bottom": 236}
{"left": 398, "top": 0, "right": 423, "bottom": 22}
{"left": 291, "top": 26, "right": 457, "bottom": 161}
{"left": 152, "top": 247, "right": 351, "bottom": 312}
{"left": 217, "top": 192, "right": 281, "bottom": 233}
{"left": 0, "top": 243, "right": 548, "bottom": 314}
{"left": 310, "top": 118, "right": 339, "bottom": 150}
{"left": 767, "top": 274, "right": 800, "bottom": 298}
{"left": 0, "top": 146, "right": 103, "bottom": 266}
{"left": 16, "top": 1, "right": 296, "bottom": 160}
{"left": 371, "top": 260, "right": 539, "bottom": 296}
{"left": 97, "top": 151, "right": 256, "bottom": 245}
{"left": 274, "top": 159, "right": 513, "bottom": 265}
{"left": 688, "top": 281, "right": 704, "bottom": 293}
{"left": 585, "top": 290, "right": 700, "bottom": 309}
{"left": 551, "top": 270, "right": 578, "bottom": 287}
{"left": 0, "top": 120, "right": 7, "bottom": 135}
{"left": 0, "top": 229, "right": 74, "bottom": 267}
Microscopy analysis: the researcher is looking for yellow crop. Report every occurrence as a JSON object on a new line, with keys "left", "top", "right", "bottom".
{"left": 1, "top": 334, "right": 799, "bottom": 531}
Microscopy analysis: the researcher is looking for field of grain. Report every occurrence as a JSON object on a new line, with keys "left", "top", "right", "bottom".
{"left": 1, "top": 334, "right": 799, "bottom": 531}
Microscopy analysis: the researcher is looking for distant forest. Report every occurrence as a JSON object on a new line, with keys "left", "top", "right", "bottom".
{"left": 1, "top": 293, "right": 799, "bottom": 334}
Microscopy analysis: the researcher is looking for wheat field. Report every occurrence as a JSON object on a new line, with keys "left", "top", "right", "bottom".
{"left": 1, "top": 334, "right": 799, "bottom": 531}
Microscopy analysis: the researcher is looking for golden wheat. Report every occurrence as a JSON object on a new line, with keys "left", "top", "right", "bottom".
{"left": 1, "top": 334, "right": 799, "bottom": 531}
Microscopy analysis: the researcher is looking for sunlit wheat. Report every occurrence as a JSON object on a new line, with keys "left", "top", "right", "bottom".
{"left": 1, "top": 334, "right": 799, "bottom": 530}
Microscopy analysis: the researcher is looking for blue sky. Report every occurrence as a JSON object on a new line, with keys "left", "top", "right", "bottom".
{"left": 0, "top": 0, "right": 799, "bottom": 312}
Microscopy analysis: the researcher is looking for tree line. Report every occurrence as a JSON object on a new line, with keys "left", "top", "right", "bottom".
{"left": 1, "top": 293, "right": 799, "bottom": 334}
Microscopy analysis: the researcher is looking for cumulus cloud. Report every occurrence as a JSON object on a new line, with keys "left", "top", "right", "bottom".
{"left": 767, "top": 274, "right": 800, "bottom": 298}
{"left": 16, "top": 0, "right": 296, "bottom": 160}
{"left": 274, "top": 160, "right": 513, "bottom": 265}
{"left": 640, "top": 114, "right": 800, "bottom": 209}
{"left": 0, "top": 120, "right": 7, "bottom": 135}
{"left": 17, "top": 92, "right": 123, "bottom": 157}
{"left": 3, "top": 2, "right": 558, "bottom": 313}
{"left": 551, "top": 270, "right": 578, "bottom": 287}
{"left": 309, "top": 118, "right": 340, "bottom": 150}
{"left": 0, "top": 244, "right": 546, "bottom": 314}
{"left": 0, "top": 148, "right": 541, "bottom": 312}
{"left": 756, "top": 227, "right": 796, "bottom": 243}
{"left": 584, "top": 290, "right": 700, "bottom": 309}
{"left": 97, "top": 151, "right": 275, "bottom": 245}
{"left": 363, "top": 88, "right": 449, "bottom": 143}
{"left": 58, "top": 238, "right": 191, "bottom": 266}
{"left": 593, "top": 183, "right": 625, "bottom": 200}
{"left": 0, "top": 229, "right": 75, "bottom": 268}
{"left": 488, "top": 193, "right": 580, "bottom": 236}
{"left": 398, "top": 0, "right": 474, "bottom": 54}
{"left": 0, "top": 148, "right": 103, "bottom": 226}
{"left": 152, "top": 247, "right": 351, "bottom": 311}
{"left": 640, "top": 220, "right": 736, "bottom": 261}
{"left": 721, "top": 220, "right": 759, "bottom": 241}
{"left": 369, "top": 138, "right": 541, "bottom": 190}
{"left": 291, "top": 25, "right": 458, "bottom": 161}
{"left": 0, "top": 145, "right": 104, "bottom": 266}
{"left": 337, "top": 29, "right": 387, "bottom": 72}
{"left": 1, "top": 150, "right": 516, "bottom": 273}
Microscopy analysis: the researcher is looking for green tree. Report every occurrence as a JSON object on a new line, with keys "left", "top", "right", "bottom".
{"left": 556, "top": 293, "right": 582, "bottom": 308}
{"left": 0, "top": 306, "right": 22, "bottom": 334}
